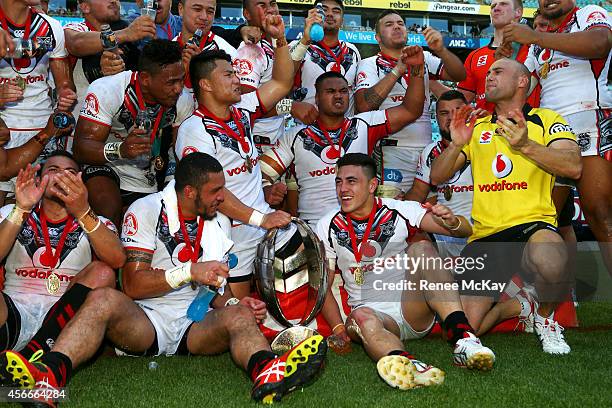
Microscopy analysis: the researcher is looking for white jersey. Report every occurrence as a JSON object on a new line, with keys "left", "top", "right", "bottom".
{"left": 0, "top": 9, "right": 67, "bottom": 130}
{"left": 78, "top": 70, "right": 194, "bottom": 193}
{"left": 233, "top": 39, "right": 284, "bottom": 150}
{"left": 173, "top": 31, "right": 237, "bottom": 90}
{"left": 524, "top": 6, "right": 612, "bottom": 116}
{"left": 290, "top": 40, "right": 361, "bottom": 113}
{"left": 175, "top": 92, "right": 271, "bottom": 216}
{"left": 355, "top": 51, "right": 442, "bottom": 148}
{"left": 316, "top": 198, "right": 427, "bottom": 307}
{"left": 121, "top": 181, "right": 233, "bottom": 315}
{"left": 415, "top": 140, "right": 473, "bottom": 220}
{"left": 264, "top": 111, "right": 391, "bottom": 225}
{"left": 63, "top": 21, "right": 91, "bottom": 120}
{"left": 0, "top": 204, "right": 116, "bottom": 297}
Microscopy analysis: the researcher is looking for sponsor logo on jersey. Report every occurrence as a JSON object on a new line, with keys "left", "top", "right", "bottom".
{"left": 0, "top": 74, "right": 45, "bottom": 85}
{"left": 309, "top": 165, "right": 336, "bottom": 177}
{"left": 15, "top": 268, "right": 73, "bottom": 283}
{"left": 549, "top": 122, "right": 572, "bottom": 134}
{"left": 233, "top": 58, "right": 253, "bottom": 76}
{"left": 586, "top": 11, "right": 607, "bottom": 24}
{"left": 491, "top": 153, "right": 513, "bottom": 178}
{"left": 476, "top": 55, "right": 488, "bottom": 67}
{"left": 436, "top": 184, "right": 474, "bottom": 193}
{"left": 383, "top": 168, "right": 403, "bottom": 183}
{"left": 479, "top": 130, "right": 493, "bottom": 144}
{"left": 478, "top": 180, "right": 528, "bottom": 192}
{"left": 123, "top": 213, "right": 138, "bottom": 236}
{"left": 83, "top": 93, "right": 100, "bottom": 116}
{"left": 390, "top": 95, "right": 404, "bottom": 102}
{"left": 226, "top": 156, "right": 259, "bottom": 176}
{"left": 537, "top": 48, "right": 553, "bottom": 64}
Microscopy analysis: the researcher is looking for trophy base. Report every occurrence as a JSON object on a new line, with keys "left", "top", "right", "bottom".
{"left": 270, "top": 326, "right": 318, "bottom": 355}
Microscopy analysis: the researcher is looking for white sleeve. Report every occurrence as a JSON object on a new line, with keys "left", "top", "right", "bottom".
{"left": 315, "top": 216, "right": 337, "bottom": 263}
{"left": 382, "top": 198, "right": 428, "bottom": 228}
{"left": 99, "top": 215, "right": 119, "bottom": 234}
{"left": 578, "top": 5, "right": 611, "bottom": 31}
{"left": 264, "top": 127, "right": 299, "bottom": 173}
{"left": 63, "top": 22, "right": 89, "bottom": 33}
{"left": 175, "top": 117, "right": 216, "bottom": 159}
{"left": 414, "top": 145, "right": 433, "bottom": 186}
{"left": 354, "top": 58, "right": 379, "bottom": 91}
{"left": 121, "top": 199, "right": 159, "bottom": 252}
{"left": 48, "top": 17, "right": 68, "bottom": 59}
{"left": 425, "top": 51, "right": 443, "bottom": 78}
{"left": 78, "top": 76, "right": 124, "bottom": 126}
{"left": 523, "top": 46, "right": 538, "bottom": 73}
{"left": 174, "top": 90, "right": 195, "bottom": 126}
{"left": 234, "top": 43, "right": 265, "bottom": 90}
{"left": 0, "top": 204, "right": 15, "bottom": 222}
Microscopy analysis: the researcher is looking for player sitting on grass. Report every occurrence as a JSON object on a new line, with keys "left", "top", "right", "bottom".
{"left": 0, "top": 153, "right": 327, "bottom": 407}
{"left": 316, "top": 153, "right": 495, "bottom": 391}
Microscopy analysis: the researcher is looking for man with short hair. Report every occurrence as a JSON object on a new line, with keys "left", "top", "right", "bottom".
{"left": 316, "top": 153, "right": 495, "bottom": 390}
{"left": 73, "top": 39, "right": 194, "bottom": 228}
{"left": 503, "top": 0, "right": 612, "bottom": 276}
{"left": 355, "top": 10, "right": 466, "bottom": 196}
{"left": 431, "top": 58, "right": 582, "bottom": 354}
{"left": 289, "top": 0, "right": 361, "bottom": 114}
{"left": 175, "top": 14, "right": 295, "bottom": 299}
{"left": 0, "top": 152, "right": 123, "bottom": 364}
{"left": 175, "top": 0, "right": 237, "bottom": 91}
{"left": 458, "top": 0, "right": 538, "bottom": 112}
{"left": 260, "top": 46, "right": 426, "bottom": 227}
{"left": 0, "top": 152, "right": 328, "bottom": 406}
{"left": 405, "top": 90, "right": 472, "bottom": 258}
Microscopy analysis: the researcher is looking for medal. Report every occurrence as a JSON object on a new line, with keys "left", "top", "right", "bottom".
{"left": 14, "top": 76, "right": 26, "bottom": 91}
{"left": 154, "top": 155, "right": 165, "bottom": 171}
{"left": 540, "top": 61, "right": 549, "bottom": 79}
{"left": 46, "top": 271, "right": 61, "bottom": 295}
{"left": 444, "top": 186, "right": 453, "bottom": 201}
{"left": 245, "top": 155, "right": 253, "bottom": 173}
{"left": 345, "top": 201, "right": 378, "bottom": 286}
{"left": 354, "top": 265, "right": 364, "bottom": 286}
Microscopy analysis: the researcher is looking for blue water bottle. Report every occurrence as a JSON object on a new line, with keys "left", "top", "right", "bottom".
{"left": 187, "top": 286, "right": 216, "bottom": 322}
{"left": 310, "top": 3, "right": 325, "bottom": 42}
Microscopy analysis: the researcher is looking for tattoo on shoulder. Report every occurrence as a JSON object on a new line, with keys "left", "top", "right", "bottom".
{"left": 363, "top": 88, "right": 385, "bottom": 110}
{"left": 126, "top": 249, "right": 153, "bottom": 264}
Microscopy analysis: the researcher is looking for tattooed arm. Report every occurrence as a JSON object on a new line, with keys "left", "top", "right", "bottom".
{"left": 354, "top": 60, "right": 407, "bottom": 113}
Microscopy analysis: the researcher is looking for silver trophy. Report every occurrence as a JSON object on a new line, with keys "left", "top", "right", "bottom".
{"left": 255, "top": 217, "right": 328, "bottom": 354}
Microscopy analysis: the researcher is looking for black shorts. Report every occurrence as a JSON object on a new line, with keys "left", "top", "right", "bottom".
{"left": 0, "top": 292, "right": 21, "bottom": 350}
{"left": 82, "top": 165, "right": 149, "bottom": 208}
{"left": 558, "top": 191, "right": 575, "bottom": 228}
{"left": 456, "top": 222, "right": 559, "bottom": 298}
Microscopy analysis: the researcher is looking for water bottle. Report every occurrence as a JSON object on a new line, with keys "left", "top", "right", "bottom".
{"left": 134, "top": 110, "right": 152, "bottom": 169}
{"left": 309, "top": 3, "right": 325, "bottom": 42}
{"left": 141, "top": 0, "right": 157, "bottom": 43}
{"left": 10, "top": 38, "right": 49, "bottom": 59}
{"left": 186, "top": 286, "right": 217, "bottom": 322}
{"left": 100, "top": 24, "right": 120, "bottom": 55}
{"left": 187, "top": 28, "right": 203, "bottom": 47}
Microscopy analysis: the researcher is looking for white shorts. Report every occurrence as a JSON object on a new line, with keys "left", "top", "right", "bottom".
{"left": 7, "top": 292, "right": 57, "bottom": 351}
{"left": 566, "top": 109, "right": 612, "bottom": 158}
{"left": 380, "top": 146, "right": 425, "bottom": 193}
{"left": 134, "top": 301, "right": 193, "bottom": 356}
{"left": 353, "top": 301, "right": 435, "bottom": 341}
{"left": 229, "top": 222, "right": 296, "bottom": 281}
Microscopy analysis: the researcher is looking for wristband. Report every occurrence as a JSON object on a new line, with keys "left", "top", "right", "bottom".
{"left": 275, "top": 98, "right": 293, "bottom": 115}
{"left": 33, "top": 131, "right": 49, "bottom": 147}
{"left": 290, "top": 42, "right": 308, "bottom": 61}
{"left": 332, "top": 323, "right": 345, "bottom": 333}
{"left": 225, "top": 297, "right": 240, "bottom": 307}
{"left": 390, "top": 66, "right": 402, "bottom": 78}
{"left": 262, "top": 178, "right": 272, "bottom": 188}
{"left": 286, "top": 178, "right": 298, "bottom": 191}
{"left": 6, "top": 205, "right": 31, "bottom": 226}
{"left": 248, "top": 210, "right": 265, "bottom": 227}
{"left": 104, "top": 142, "right": 123, "bottom": 162}
{"left": 442, "top": 217, "right": 462, "bottom": 231}
{"left": 165, "top": 262, "right": 192, "bottom": 289}
{"left": 78, "top": 207, "right": 102, "bottom": 233}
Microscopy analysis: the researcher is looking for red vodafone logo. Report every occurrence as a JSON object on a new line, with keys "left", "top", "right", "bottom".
{"left": 123, "top": 213, "right": 138, "bottom": 236}
{"left": 491, "top": 153, "right": 513, "bottom": 178}
{"left": 233, "top": 59, "right": 253, "bottom": 76}
{"left": 84, "top": 93, "right": 100, "bottom": 116}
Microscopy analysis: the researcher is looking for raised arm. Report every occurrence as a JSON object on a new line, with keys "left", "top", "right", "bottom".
{"left": 422, "top": 27, "right": 466, "bottom": 82}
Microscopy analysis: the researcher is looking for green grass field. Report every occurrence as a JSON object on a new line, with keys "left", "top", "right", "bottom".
{"left": 8, "top": 251, "right": 612, "bottom": 407}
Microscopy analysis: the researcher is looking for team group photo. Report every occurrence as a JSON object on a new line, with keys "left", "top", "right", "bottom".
{"left": 0, "top": 0, "right": 610, "bottom": 405}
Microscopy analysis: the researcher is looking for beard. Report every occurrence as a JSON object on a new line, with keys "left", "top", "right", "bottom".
{"left": 439, "top": 128, "right": 452, "bottom": 141}
{"left": 195, "top": 195, "right": 216, "bottom": 221}
{"left": 541, "top": 5, "right": 571, "bottom": 21}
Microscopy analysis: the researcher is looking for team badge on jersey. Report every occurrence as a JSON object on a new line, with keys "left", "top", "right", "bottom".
{"left": 491, "top": 153, "right": 513, "bottom": 179}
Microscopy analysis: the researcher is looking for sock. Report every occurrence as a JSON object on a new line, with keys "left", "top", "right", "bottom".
{"left": 247, "top": 350, "right": 277, "bottom": 382}
{"left": 443, "top": 311, "right": 474, "bottom": 345}
{"left": 40, "top": 351, "right": 73, "bottom": 387}
{"left": 21, "top": 284, "right": 91, "bottom": 359}
{"left": 387, "top": 350, "right": 415, "bottom": 360}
